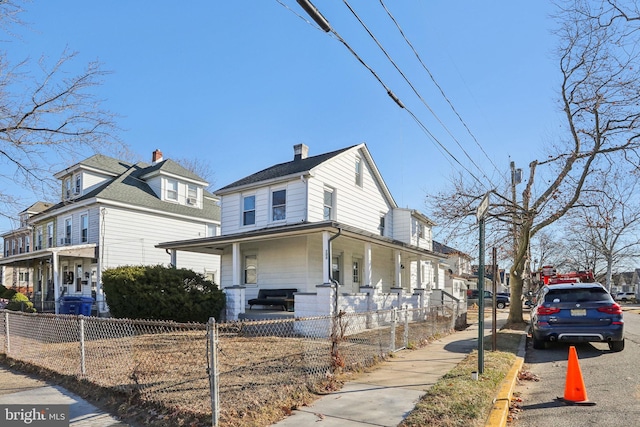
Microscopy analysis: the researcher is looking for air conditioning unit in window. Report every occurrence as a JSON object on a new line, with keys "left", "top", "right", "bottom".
{"left": 186, "top": 198, "right": 196, "bottom": 205}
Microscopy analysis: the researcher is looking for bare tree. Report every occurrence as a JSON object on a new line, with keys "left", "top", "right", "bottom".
{"left": 429, "top": 0, "right": 640, "bottom": 323}
{"left": 0, "top": 2, "right": 122, "bottom": 226}
{"left": 562, "top": 169, "right": 640, "bottom": 290}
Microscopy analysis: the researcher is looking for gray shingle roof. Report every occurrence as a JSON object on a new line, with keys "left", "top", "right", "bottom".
{"left": 216, "top": 145, "right": 356, "bottom": 192}
{"left": 42, "top": 156, "right": 219, "bottom": 222}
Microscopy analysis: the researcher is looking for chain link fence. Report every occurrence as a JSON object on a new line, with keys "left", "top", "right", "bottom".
{"left": 1, "top": 303, "right": 461, "bottom": 426}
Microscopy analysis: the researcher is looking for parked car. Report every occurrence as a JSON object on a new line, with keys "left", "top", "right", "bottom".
{"left": 531, "top": 282, "right": 624, "bottom": 351}
{"left": 467, "top": 290, "right": 510, "bottom": 309}
{"left": 614, "top": 292, "right": 636, "bottom": 303}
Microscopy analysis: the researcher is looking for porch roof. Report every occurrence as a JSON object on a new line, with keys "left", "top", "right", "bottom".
{"left": 156, "top": 220, "right": 446, "bottom": 259}
{"left": 0, "top": 244, "right": 98, "bottom": 267}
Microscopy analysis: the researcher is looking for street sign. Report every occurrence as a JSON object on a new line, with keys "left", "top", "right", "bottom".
{"left": 476, "top": 192, "right": 490, "bottom": 222}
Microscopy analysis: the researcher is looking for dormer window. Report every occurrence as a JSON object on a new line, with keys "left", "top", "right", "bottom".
{"left": 74, "top": 174, "right": 81, "bottom": 195}
{"left": 187, "top": 184, "right": 198, "bottom": 206}
{"left": 166, "top": 179, "right": 178, "bottom": 201}
{"left": 64, "top": 178, "right": 72, "bottom": 199}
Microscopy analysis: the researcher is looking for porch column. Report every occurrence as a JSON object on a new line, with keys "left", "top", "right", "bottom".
{"left": 232, "top": 243, "right": 240, "bottom": 286}
{"left": 394, "top": 250, "right": 402, "bottom": 288}
{"left": 52, "top": 253, "right": 60, "bottom": 314}
{"left": 364, "top": 242, "right": 372, "bottom": 287}
{"left": 322, "top": 231, "right": 330, "bottom": 284}
{"left": 416, "top": 257, "right": 423, "bottom": 289}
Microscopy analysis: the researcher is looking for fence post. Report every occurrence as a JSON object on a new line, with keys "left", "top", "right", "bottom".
{"left": 390, "top": 308, "right": 397, "bottom": 352}
{"left": 4, "top": 311, "right": 9, "bottom": 355}
{"left": 403, "top": 307, "right": 409, "bottom": 348}
{"left": 207, "top": 317, "right": 219, "bottom": 427}
{"left": 79, "top": 315, "right": 86, "bottom": 375}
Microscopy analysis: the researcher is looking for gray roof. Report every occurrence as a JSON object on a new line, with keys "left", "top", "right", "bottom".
{"left": 216, "top": 145, "right": 356, "bottom": 192}
{"left": 42, "top": 157, "right": 219, "bottom": 222}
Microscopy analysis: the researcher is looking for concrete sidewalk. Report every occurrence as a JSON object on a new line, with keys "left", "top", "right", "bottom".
{"left": 0, "top": 367, "right": 129, "bottom": 426}
{"left": 272, "top": 311, "right": 513, "bottom": 427}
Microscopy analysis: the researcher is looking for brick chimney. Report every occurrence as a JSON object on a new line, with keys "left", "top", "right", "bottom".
{"left": 293, "top": 144, "right": 309, "bottom": 161}
{"left": 152, "top": 149, "right": 163, "bottom": 164}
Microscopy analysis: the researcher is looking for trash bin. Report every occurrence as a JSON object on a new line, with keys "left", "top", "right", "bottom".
{"left": 60, "top": 296, "right": 94, "bottom": 316}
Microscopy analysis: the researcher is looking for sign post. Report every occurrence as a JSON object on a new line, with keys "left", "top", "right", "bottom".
{"left": 476, "top": 192, "right": 490, "bottom": 375}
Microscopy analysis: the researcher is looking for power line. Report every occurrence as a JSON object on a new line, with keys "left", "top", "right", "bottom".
{"left": 378, "top": 0, "right": 504, "bottom": 180}
{"left": 285, "top": 0, "right": 492, "bottom": 189}
{"left": 341, "top": 0, "right": 494, "bottom": 187}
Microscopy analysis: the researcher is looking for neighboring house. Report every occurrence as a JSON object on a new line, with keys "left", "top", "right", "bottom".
{"left": 158, "top": 143, "right": 450, "bottom": 320}
{"left": 1, "top": 202, "right": 54, "bottom": 294}
{"left": 0, "top": 150, "right": 221, "bottom": 314}
{"left": 432, "top": 240, "right": 472, "bottom": 300}
{"left": 610, "top": 270, "right": 640, "bottom": 294}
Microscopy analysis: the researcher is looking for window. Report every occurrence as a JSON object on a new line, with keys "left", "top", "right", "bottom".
{"left": 379, "top": 216, "right": 385, "bottom": 236}
{"left": 19, "top": 271, "right": 29, "bottom": 282}
{"left": 243, "top": 195, "right": 256, "bottom": 226}
{"left": 166, "top": 179, "right": 178, "bottom": 201}
{"left": 65, "top": 218, "right": 72, "bottom": 245}
{"left": 47, "top": 223, "right": 54, "bottom": 247}
{"left": 244, "top": 254, "right": 257, "bottom": 284}
{"left": 332, "top": 256, "right": 341, "bottom": 284}
{"left": 417, "top": 223, "right": 424, "bottom": 239}
{"left": 64, "top": 178, "right": 71, "bottom": 199}
{"left": 74, "top": 174, "right": 81, "bottom": 194}
{"left": 272, "top": 189, "right": 286, "bottom": 221}
{"left": 355, "top": 157, "right": 363, "bottom": 187}
{"left": 11, "top": 240, "right": 15, "bottom": 255}
{"left": 352, "top": 259, "right": 361, "bottom": 284}
{"left": 206, "top": 223, "right": 217, "bottom": 237}
{"left": 81, "top": 214, "right": 88, "bottom": 243}
{"left": 25, "top": 235, "right": 30, "bottom": 253}
{"left": 187, "top": 185, "right": 198, "bottom": 205}
{"left": 36, "top": 227, "right": 43, "bottom": 250}
{"left": 323, "top": 188, "right": 334, "bottom": 220}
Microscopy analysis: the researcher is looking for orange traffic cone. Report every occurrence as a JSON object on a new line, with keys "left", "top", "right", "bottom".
{"left": 557, "top": 346, "right": 595, "bottom": 406}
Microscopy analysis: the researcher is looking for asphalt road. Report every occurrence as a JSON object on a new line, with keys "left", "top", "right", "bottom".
{"left": 514, "top": 305, "right": 640, "bottom": 426}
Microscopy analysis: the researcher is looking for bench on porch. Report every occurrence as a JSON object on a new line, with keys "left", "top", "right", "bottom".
{"left": 248, "top": 288, "right": 298, "bottom": 311}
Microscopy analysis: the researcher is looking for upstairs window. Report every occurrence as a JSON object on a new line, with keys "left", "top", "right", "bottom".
{"left": 187, "top": 185, "right": 198, "bottom": 206}
{"left": 206, "top": 223, "right": 217, "bottom": 237}
{"left": 64, "top": 178, "right": 72, "bottom": 199}
{"left": 379, "top": 216, "right": 385, "bottom": 236}
{"left": 272, "top": 189, "right": 286, "bottom": 221}
{"left": 417, "top": 223, "right": 424, "bottom": 239}
{"left": 324, "top": 188, "right": 334, "bottom": 220}
{"left": 36, "top": 227, "right": 43, "bottom": 250}
{"left": 243, "top": 195, "right": 255, "bottom": 226}
{"left": 74, "top": 174, "right": 81, "bottom": 194}
{"left": 355, "top": 157, "right": 363, "bottom": 187}
{"left": 47, "top": 223, "right": 54, "bottom": 248}
{"left": 65, "top": 218, "right": 72, "bottom": 245}
{"left": 25, "top": 236, "right": 30, "bottom": 253}
{"left": 166, "top": 179, "right": 178, "bottom": 201}
{"left": 81, "top": 214, "right": 89, "bottom": 243}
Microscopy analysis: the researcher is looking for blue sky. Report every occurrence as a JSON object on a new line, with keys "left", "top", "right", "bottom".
{"left": 7, "top": 1, "right": 560, "bottom": 234}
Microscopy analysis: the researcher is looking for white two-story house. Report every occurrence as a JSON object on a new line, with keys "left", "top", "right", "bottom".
{"left": 158, "top": 143, "right": 448, "bottom": 320}
{"left": 0, "top": 150, "right": 221, "bottom": 314}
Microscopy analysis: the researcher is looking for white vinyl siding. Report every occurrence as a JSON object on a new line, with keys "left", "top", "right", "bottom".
{"left": 220, "top": 180, "right": 307, "bottom": 235}
{"left": 307, "top": 149, "right": 392, "bottom": 235}
{"left": 98, "top": 207, "right": 220, "bottom": 275}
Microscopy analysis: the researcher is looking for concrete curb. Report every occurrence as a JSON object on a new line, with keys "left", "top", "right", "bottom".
{"left": 485, "top": 325, "right": 529, "bottom": 427}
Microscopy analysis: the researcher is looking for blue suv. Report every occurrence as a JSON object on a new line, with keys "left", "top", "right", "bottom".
{"left": 531, "top": 282, "right": 624, "bottom": 351}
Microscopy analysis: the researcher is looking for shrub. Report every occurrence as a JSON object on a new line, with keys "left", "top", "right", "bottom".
{"left": 102, "top": 265, "right": 225, "bottom": 323}
{"left": 6, "top": 292, "right": 36, "bottom": 313}
{"left": 0, "top": 284, "right": 16, "bottom": 299}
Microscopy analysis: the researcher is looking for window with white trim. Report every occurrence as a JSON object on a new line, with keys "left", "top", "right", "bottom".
{"left": 352, "top": 258, "right": 361, "bottom": 284}
{"left": 379, "top": 216, "right": 385, "bottom": 236}
{"left": 187, "top": 185, "right": 198, "bottom": 205}
{"left": 74, "top": 174, "right": 81, "bottom": 194}
{"left": 243, "top": 195, "right": 256, "bottom": 226}
{"left": 166, "top": 179, "right": 178, "bottom": 201}
{"left": 323, "top": 187, "right": 334, "bottom": 220}
{"left": 81, "top": 214, "right": 89, "bottom": 243}
{"left": 65, "top": 218, "right": 72, "bottom": 245}
{"left": 355, "top": 156, "right": 363, "bottom": 187}
{"left": 272, "top": 189, "right": 286, "bottom": 221}
{"left": 244, "top": 254, "right": 257, "bottom": 284}
{"left": 64, "top": 178, "right": 72, "bottom": 199}
{"left": 47, "top": 223, "right": 54, "bottom": 248}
